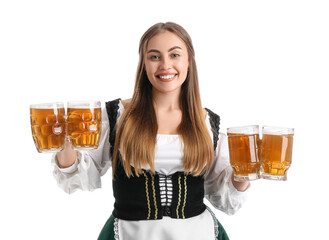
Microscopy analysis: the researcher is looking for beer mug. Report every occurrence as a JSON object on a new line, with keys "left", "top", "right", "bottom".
{"left": 227, "top": 125, "right": 261, "bottom": 181}
{"left": 67, "top": 101, "right": 101, "bottom": 150}
{"left": 261, "top": 126, "right": 294, "bottom": 180}
{"left": 30, "top": 102, "right": 66, "bottom": 153}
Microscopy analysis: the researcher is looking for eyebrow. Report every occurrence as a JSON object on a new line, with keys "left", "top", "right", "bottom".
{"left": 147, "top": 46, "right": 182, "bottom": 54}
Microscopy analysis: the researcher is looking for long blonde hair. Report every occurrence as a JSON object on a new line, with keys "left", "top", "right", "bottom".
{"left": 113, "top": 22, "right": 214, "bottom": 177}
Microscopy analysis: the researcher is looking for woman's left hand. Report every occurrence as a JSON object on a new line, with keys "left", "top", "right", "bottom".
{"left": 231, "top": 174, "right": 250, "bottom": 192}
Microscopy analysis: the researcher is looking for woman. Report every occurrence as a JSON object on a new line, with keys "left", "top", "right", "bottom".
{"left": 53, "top": 22, "right": 250, "bottom": 240}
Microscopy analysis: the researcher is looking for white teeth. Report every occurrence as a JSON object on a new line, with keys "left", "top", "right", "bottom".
{"left": 159, "top": 75, "right": 175, "bottom": 79}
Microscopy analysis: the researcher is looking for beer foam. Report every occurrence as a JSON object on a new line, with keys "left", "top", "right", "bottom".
{"left": 227, "top": 125, "right": 259, "bottom": 134}
{"left": 262, "top": 126, "right": 294, "bottom": 135}
{"left": 67, "top": 101, "right": 101, "bottom": 109}
{"left": 30, "top": 102, "right": 64, "bottom": 109}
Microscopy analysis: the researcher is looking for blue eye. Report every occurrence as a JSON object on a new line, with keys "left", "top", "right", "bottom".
{"left": 150, "top": 55, "right": 160, "bottom": 60}
{"left": 172, "top": 53, "right": 180, "bottom": 58}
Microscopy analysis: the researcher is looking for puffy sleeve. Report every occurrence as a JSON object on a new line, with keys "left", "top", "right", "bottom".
{"left": 51, "top": 107, "right": 112, "bottom": 194}
{"left": 204, "top": 132, "right": 249, "bottom": 215}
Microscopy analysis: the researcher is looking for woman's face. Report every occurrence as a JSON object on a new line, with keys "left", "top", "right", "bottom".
{"left": 144, "top": 31, "right": 189, "bottom": 95}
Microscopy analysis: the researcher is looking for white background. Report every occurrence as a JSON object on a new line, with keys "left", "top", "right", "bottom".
{"left": 1, "top": 0, "right": 328, "bottom": 239}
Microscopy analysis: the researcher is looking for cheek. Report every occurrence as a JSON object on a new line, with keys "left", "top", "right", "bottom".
{"left": 145, "top": 64, "right": 154, "bottom": 82}
{"left": 178, "top": 60, "right": 189, "bottom": 76}
{"left": 144, "top": 63, "right": 153, "bottom": 79}
{"left": 145, "top": 62, "right": 157, "bottom": 75}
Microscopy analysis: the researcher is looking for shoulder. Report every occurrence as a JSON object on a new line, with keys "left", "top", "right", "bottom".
{"left": 105, "top": 98, "right": 125, "bottom": 123}
{"left": 105, "top": 98, "right": 132, "bottom": 123}
{"left": 121, "top": 98, "right": 132, "bottom": 109}
{"left": 202, "top": 108, "right": 207, "bottom": 119}
{"left": 105, "top": 98, "right": 131, "bottom": 110}
{"left": 204, "top": 108, "right": 220, "bottom": 126}
{"left": 204, "top": 108, "right": 221, "bottom": 150}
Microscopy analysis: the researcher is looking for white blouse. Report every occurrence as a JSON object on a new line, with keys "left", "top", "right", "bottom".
{"left": 52, "top": 100, "right": 248, "bottom": 240}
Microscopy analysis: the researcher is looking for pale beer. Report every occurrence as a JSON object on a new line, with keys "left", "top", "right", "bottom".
{"left": 227, "top": 126, "right": 261, "bottom": 181}
{"left": 261, "top": 126, "right": 294, "bottom": 180}
{"left": 67, "top": 101, "right": 101, "bottom": 149}
{"left": 30, "top": 103, "right": 66, "bottom": 152}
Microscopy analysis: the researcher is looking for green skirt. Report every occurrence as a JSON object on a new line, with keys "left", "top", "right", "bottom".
{"left": 98, "top": 215, "right": 229, "bottom": 240}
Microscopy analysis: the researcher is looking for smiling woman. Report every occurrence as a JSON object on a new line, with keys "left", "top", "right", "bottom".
{"left": 145, "top": 32, "right": 189, "bottom": 94}
{"left": 53, "top": 22, "right": 249, "bottom": 240}
{"left": 114, "top": 22, "right": 215, "bottom": 178}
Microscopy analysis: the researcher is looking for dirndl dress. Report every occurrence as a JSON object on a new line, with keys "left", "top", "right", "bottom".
{"left": 51, "top": 99, "right": 248, "bottom": 240}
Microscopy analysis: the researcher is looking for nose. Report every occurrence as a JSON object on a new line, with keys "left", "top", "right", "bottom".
{"left": 159, "top": 56, "right": 171, "bottom": 70}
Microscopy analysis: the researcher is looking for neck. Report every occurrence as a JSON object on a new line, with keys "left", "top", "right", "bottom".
{"left": 152, "top": 88, "right": 181, "bottom": 111}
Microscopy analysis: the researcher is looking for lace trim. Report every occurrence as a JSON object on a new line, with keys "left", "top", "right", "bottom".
{"left": 106, "top": 98, "right": 121, "bottom": 158}
{"left": 181, "top": 175, "right": 187, "bottom": 219}
{"left": 206, "top": 206, "right": 219, "bottom": 240}
{"left": 143, "top": 171, "right": 158, "bottom": 219}
{"left": 114, "top": 218, "right": 119, "bottom": 240}
{"left": 205, "top": 108, "right": 220, "bottom": 151}
{"left": 176, "top": 175, "right": 182, "bottom": 218}
{"left": 176, "top": 175, "right": 188, "bottom": 219}
{"left": 151, "top": 173, "right": 158, "bottom": 219}
{"left": 143, "top": 172, "right": 151, "bottom": 220}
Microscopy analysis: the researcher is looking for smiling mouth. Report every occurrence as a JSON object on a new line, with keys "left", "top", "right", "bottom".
{"left": 157, "top": 74, "right": 177, "bottom": 82}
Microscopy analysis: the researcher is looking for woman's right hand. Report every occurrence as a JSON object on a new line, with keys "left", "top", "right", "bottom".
{"left": 56, "top": 137, "right": 77, "bottom": 168}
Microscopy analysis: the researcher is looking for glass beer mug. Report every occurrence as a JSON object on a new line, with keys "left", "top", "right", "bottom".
{"left": 261, "top": 126, "right": 294, "bottom": 180}
{"left": 30, "top": 102, "right": 66, "bottom": 153}
{"left": 66, "top": 101, "right": 101, "bottom": 150}
{"left": 227, "top": 125, "right": 261, "bottom": 181}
